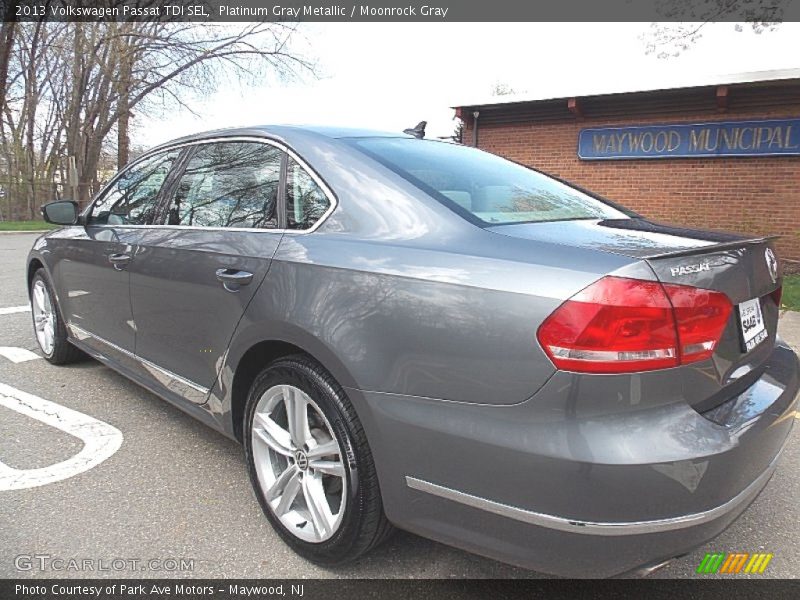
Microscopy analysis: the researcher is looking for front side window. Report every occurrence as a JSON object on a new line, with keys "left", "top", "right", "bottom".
{"left": 348, "top": 138, "right": 628, "bottom": 225}
{"left": 286, "top": 157, "right": 331, "bottom": 230}
{"left": 88, "top": 150, "right": 179, "bottom": 225}
{"left": 167, "top": 142, "right": 281, "bottom": 229}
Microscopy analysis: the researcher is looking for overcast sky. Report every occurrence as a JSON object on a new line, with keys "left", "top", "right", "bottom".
{"left": 135, "top": 22, "right": 800, "bottom": 147}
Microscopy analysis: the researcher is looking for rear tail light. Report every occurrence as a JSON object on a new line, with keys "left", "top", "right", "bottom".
{"left": 663, "top": 284, "right": 732, "bottom": 364}
{"left": 537, "top": 276, "right": 732, "bottom": 374}
{"left": 770, "top": 286, "right": 783, "bottom": 308}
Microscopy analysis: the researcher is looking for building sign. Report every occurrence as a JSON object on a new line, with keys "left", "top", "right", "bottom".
{"left": 578, "top": 118, "right": 800, "bottom": 160}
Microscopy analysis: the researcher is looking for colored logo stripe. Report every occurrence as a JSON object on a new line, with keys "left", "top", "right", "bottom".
{"left": 697, "top": 553, "right": 726, "bottom": 573}
{"left": 696, "top": 552, "right": 773, "bottom": 574}
{"left": 720, "top": 553, "right": 748, "bottom": 573}
{"left": 745, "top": 553, "right": 773, "bottom": 574}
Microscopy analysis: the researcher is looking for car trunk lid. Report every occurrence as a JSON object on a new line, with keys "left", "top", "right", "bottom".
{"left": 642, "top": 230, "right": 782, "bottom": 410}
{"left": 489, "top": 218, "right": 783, "bottom": 408}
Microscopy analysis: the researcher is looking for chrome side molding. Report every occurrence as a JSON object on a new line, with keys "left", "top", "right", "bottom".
{"left": 68, "top": 323, "right": 210, "bottom": 404}
{"left": 405, "top": 458, "right": 779, "bottom": 536}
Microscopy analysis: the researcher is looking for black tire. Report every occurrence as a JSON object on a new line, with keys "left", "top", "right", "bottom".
{"left": 30, "top": 269, "right": 83, "bottom": 365}
{"left": 244, "top": 355, "right": 393, "bottom": 565}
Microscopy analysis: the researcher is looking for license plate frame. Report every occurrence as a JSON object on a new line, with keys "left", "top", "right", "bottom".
{"left": 738, "top": 297, "right": 767, "bottom": 352}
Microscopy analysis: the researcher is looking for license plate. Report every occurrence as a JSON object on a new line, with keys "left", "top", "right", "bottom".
{"left": 738, "top": 298, "right": 767, "bottom": 352}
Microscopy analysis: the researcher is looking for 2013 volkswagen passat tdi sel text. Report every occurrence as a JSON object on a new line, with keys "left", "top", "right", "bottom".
{"left": 29, "top": 126, "right": 799, "bottom": 577}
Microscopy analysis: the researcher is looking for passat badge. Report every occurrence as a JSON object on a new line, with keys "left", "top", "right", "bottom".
{"left": 670, "top": 262, "right": 710, "bottom": 277}
{"left": 765, "top": 248, "right": 778, "bottom": 283}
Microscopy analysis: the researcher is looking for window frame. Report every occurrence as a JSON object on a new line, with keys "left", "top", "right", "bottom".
{"left": 159, "top": 141, "right": 286, "bottom": 231}
{"left": 83, "top": 136, "right": 338, "bottom": 234}
{"left": 84, "top": 148, "right": 183, "bottom": 227}
{"left": 284, "top": 154, "right": 334, "bottom": 231}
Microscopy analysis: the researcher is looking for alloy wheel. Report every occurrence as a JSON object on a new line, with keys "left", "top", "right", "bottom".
{"left": 251, "top": 384, "right": 347, "bottom": 543}
{"left": 32, "top": 279, "right": 55, "bottom": 356}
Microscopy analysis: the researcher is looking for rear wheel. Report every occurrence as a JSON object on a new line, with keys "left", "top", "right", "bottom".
{"left": 244, "top": 355, "right": 393, "bottom": 564}
{"left": 30, "top": 270, "right": 83, "bottom": 365}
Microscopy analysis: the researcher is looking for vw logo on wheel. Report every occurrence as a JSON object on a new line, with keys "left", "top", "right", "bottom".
{"left": 294, "top": 449, "right": 309, "bottom": 471}
{"left": 765, "top": 248, "right": 778, "bottom": 284}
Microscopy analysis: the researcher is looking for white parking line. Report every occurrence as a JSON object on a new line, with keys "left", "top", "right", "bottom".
{"left": 0, "top": 382, "right": 123, "bottom": 491}
{"left": 0, "top": 305, "right": 31, "bottom": 315}
{"left": 0, "top": 347, "right": 41, "bottom": 363}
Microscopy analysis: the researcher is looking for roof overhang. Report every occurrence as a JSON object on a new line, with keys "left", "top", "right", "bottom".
{"left": 453, "top": 68, "right": 800, "bottom": 111}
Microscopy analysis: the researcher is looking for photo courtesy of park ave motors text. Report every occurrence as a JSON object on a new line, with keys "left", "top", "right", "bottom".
{"left": 2, "top": 5, "right": 800, "bottom": 589}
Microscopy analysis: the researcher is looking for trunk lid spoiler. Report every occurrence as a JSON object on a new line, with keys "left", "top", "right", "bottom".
{"left": 643, "top": 235, "right": 781, "bottom": 260}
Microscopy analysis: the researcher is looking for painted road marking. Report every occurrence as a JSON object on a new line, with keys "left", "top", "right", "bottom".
{"left": 0, "top": 305, "right": 31, "bottom": 315}
{"left": 0, "top": 382, "right": 123, "bottom": 491}
{"left": 0, "top": 347, "right": 41, "bottom": 363}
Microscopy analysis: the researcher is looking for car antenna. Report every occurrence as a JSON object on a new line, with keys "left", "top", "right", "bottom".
{"left": 403, "top": 121, "right": 427, "bottom": 139}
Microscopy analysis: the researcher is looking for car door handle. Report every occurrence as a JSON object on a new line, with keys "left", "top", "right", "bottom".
{"left": 216, "top": 268, "right": 253, "bottom": 291}
{"left": 108, "top": 253, "right": 131, "bottom": 270}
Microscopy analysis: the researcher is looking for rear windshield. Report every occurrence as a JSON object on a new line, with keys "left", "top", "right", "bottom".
{"left": 348, "top": 137, "right": 627, "bottom": 225}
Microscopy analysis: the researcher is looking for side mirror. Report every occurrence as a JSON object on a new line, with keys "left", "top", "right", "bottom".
{"left": 41, "top": 200, "right": 79, "bottom": 225}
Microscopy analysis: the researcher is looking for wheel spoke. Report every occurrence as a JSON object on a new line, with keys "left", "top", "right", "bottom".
{"left": 253, "top": 412, "right": 293, "bottom": 457}
{"left": 266, "top": 464, "right": 296, "bottom": 502}
{"left": 43, "top": 323, "right": 54, "bottom": 352}
{"left": 302, "top": 475, "right": 332, "bottom": 539}
{"left": 283, "top": 386, "right": 311, "bottom": 449}
{"left": 275, "top": 472, "right": 302, "bottom": 516}
{"left": 306, "top": 439, "right": 339, "bottom": 459}
{"left": 309, "top": 459, "right": 345, "bottom": 478}
{"left": 33, "top": 285, "right": 45, "bottom": 313}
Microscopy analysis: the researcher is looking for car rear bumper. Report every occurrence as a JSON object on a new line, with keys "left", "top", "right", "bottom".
{"left": 348, "top": 340, "right": 799, "bottom": 577}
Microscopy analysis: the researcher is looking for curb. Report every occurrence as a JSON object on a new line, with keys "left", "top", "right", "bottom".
{"left": 779, "top": 310, "right": 800, "bottom": 354}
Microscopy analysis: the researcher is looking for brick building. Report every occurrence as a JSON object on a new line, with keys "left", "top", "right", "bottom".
{"left": 454, "top": 69, "right": 800, "bottom": 262}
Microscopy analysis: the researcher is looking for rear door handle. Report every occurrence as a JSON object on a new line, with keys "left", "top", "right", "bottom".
{"left": 108, "top": 253, "right": 131, "bottom": 270}
{"left": 216, "top": 268, "right": 253, "bottom": 292}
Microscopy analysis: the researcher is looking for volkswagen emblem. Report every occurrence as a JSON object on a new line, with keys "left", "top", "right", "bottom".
{"left": 294, "top": 449, "right": 309, "bottom": 471}
{"left": 765, "top": 248, "right": 778, "bottom": 284}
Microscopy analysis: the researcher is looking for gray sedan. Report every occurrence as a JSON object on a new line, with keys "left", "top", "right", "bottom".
{"left": 29, "top": 126, "right": 799, "bottom": 577}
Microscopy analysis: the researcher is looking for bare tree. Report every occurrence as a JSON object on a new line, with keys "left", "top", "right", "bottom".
{"left": 491, "top": 81, "right": 518, "bottom": 96}
{"left": 67, "top": 22, "right": 312, "bottom": 202}
{"left": 0, "top": 2, "right": 19, "bottom": 220}
{"left": 0, "top": 24, "right": 15, "bottom": 112}
{"left": 1, "top": 21, "right": 313, "bottom": 218}
{"left": 642, "top": 0, "right": 786, "bottom": 58}
{"left": 1, "top": 20, "right": 68, "bottom": 218}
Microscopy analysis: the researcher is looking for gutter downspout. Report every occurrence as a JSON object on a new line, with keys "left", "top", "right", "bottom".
{"left": 472, "top": 110, "right": 480, "bottom": 147}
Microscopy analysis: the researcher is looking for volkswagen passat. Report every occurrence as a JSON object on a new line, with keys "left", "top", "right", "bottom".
{"left": 29, "top": 126, "right": 799, "bottom": 577}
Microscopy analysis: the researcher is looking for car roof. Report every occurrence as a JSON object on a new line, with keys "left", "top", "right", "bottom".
{"left": 150, "top": 124, "right": 410, "bottom": 153}
{"left": 276, "top": 125, "right": 408, "bottom": 139}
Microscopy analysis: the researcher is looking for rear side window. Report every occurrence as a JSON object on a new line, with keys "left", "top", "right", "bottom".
{"left": 88, "top": 150, "right": 179, "bottom": 225}
{"left": 167, "top": 142, "right": 282, "bottom": 229}
{"left": 348, "top": 138, "right": 627, "bottom": 225}
{"left": 286, "top": 157, "right": 331, "bottom": 230}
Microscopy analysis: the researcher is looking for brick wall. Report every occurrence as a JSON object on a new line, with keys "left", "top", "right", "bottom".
{"left": 462, "top": 104, "right": 800, "bottom": 261}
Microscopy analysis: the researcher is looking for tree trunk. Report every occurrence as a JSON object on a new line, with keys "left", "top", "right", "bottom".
{"left": 117, "top": 108, "right": 130, "bottom": 169}
{"left": 117, "top": 92, "right": 130, "bottom": 170}
{"left": 0, "top": 5, "right": 17, "bottom": 110}
{"left": 116, "top": 31, "right": 132, "bottom": 169}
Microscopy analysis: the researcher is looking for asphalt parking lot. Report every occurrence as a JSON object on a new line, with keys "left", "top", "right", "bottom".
{"left": 1, "top": 231, "right": 798, "bottom": 579}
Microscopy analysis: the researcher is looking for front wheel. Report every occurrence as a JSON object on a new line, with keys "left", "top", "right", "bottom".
{"left": 30, "top": 270, "right": 83, "bottom": 365}
{"left": 244, "top": 355, "right": 393, "bottom": 564}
